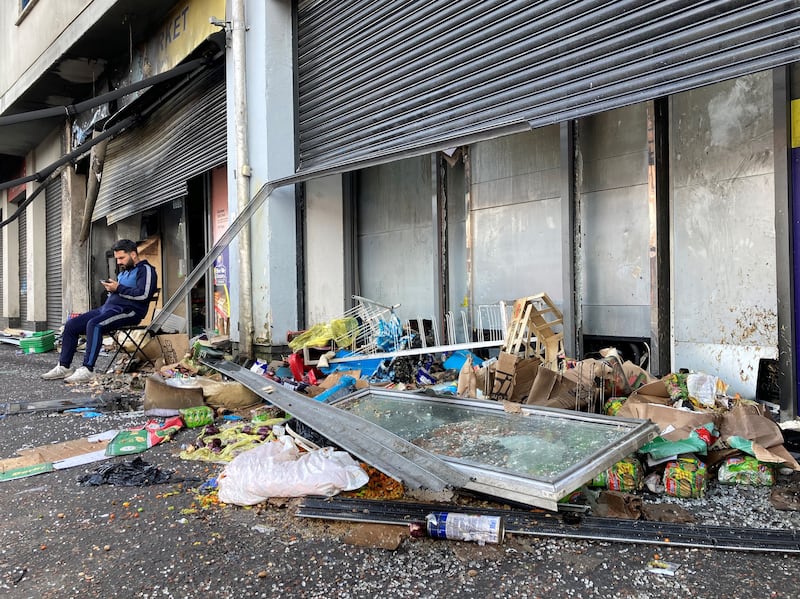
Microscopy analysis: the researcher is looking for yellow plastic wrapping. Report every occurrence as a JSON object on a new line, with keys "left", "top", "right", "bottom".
{"left": 288, "top": 317, "right": 359, "bottom": 352}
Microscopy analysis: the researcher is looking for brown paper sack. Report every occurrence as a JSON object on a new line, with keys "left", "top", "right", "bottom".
{"left": 456, "top": 354, "right": 477, "bottom": 398}
{"left": 195, "top": 377, "right": 262, "bottom": 410}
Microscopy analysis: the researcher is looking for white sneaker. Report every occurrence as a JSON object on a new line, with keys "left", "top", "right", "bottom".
{"left": 64, "top": 366, "right": 94, "bottom": 384}
{"left": 41, "top": 364, "right": 73, "bottom": 380}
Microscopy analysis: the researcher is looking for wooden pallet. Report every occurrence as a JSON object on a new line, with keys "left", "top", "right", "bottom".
{"left": 502, "top": 293, "right": 564, "bottom": 367}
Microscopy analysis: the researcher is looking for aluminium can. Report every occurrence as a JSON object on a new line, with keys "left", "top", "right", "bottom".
{"left": 425, "top": 512, "right": 504, "bottom": 545}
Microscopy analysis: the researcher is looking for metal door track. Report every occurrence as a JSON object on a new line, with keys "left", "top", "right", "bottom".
{"left": 296, "top": 497, "right": 800, "bottom": 553}
{"left": 2, "top": 397, "right": 103, "bottom": 415}
{"left": 202, "top": 359, "right": 469, "bottom": 493}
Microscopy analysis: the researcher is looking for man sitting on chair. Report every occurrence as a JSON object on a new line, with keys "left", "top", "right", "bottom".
{"left": 42, "top": 239, "right": 158, "bottom": 383}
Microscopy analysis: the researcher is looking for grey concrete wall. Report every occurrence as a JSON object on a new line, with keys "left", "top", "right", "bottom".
{"left": 62, "top": 166, "right": 89, "bottom": 315}
{"left": 305, "top": 175, "right": 346, "bottom": 324}
{"left": 469, "top": 128, "right": 562, "bottom": 308}
{"left": 357, "top": 156, "right": 435, "bottom": 320}
{"left": 229, "top": 0, "right": 297, "bottom": 346}
{"left": 446, "top": 157, "right": 468, "bottom": 342}
{"left": 577, "top": 103, "right": 651, "bottom": 338}
{"left": 671, "top": 70, "right": 777, "bottom": 397}
{"left": 0, "top": 0, "right": 104, "bottom": 112}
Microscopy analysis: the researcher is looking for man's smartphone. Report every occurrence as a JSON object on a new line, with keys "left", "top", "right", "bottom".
{"left": 99, "top": 279, "right": 110, "bottom": 284}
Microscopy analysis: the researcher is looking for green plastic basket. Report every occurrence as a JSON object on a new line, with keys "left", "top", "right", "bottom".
{"left": 20, "top": 331, "right": 55, "bottom": 354}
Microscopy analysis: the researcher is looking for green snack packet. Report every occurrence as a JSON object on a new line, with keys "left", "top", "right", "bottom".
{"left": 718, "top": 456, "right": 774, "bottom": 486}
{"left": 663, "top": 457, "right": 707, "bottom": 498}
{"left": 590, "top": 456, "right": 643, "bottom": 491}
{"left": 180, "top": 405, "right": 214, "bottom": 428}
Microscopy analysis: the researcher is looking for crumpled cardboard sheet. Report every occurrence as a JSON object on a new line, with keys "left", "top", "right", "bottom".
{"left": 617, "top": 378, "right": 800, "bottom": 470}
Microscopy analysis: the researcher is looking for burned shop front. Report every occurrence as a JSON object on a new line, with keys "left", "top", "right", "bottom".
{"left": 296, "top": 1, "right": 800, "bottom": 417}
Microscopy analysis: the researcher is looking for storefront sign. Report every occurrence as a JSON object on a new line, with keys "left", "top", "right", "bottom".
{"left": 142, "top": 0, "right": 225, "bottom": 77}
{"left": 211, "top": 166, "right": 230, "bottom": 335}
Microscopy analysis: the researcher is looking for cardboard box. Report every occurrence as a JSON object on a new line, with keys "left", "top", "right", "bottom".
{"left": 524, "top": 362, "right": 594, "bottom": 410}
{"left": 511, "top": 357, "right": 541, "bottom": 402}
{"left": 626, "top": 378, "right": 672, "bottom": 405}
{"left": 720, "top": 404, "right": 784, "bottom": 448}
{"left": 617, "top": 401, "right": 721, "bottom": 440}
{"left": 143, "top": 374, "right": 205, "bottom": 411}
{"left": 489, "top": 352, "right": 517, "bottom": 402}
{"left": 142, "top": 333, "right": 190, "bottom": 365}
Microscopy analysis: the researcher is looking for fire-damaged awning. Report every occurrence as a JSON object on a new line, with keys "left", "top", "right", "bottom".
{"left": 92, "top": 63, "right": 227, "bottom": 224}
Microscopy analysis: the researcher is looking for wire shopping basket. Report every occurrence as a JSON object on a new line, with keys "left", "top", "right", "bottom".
{"left": 331, "top": 295, "right": 403, "bottom": 356}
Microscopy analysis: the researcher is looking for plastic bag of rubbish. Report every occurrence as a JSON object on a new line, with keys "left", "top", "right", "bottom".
{"left": 216, "top": 435, "right": 368, "bottom": 505}
{"left": 686, "top": 372, "right": 726, "bottom": 408}
{"left": 78, "top": 456, "right": 172, "bottom": 487}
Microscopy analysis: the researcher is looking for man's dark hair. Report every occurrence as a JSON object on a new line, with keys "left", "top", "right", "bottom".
{"left": 112, "top": 239, "right": 139, "bottom": 253}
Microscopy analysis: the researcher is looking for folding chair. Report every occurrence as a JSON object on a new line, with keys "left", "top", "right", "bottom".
{"left": 104, "top": 288, "right": 162, "bottom": 373}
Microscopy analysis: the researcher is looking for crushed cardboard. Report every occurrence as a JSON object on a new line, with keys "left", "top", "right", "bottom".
{"left": 144, "top": 374, "right": 205, "bottom": 412}
{"left": 619, "top": 375, "right": 800, "bottom": 471}
{"left": 0, "top": 432, "right": 116, "bottom": 481}
{"left": 116, "top": 332, "right": 190, "bottom": 366}
{"left": 343, "top": 523, "right": 406, "bottom": 550}
{"left": 524, "top": 361, "right": 595, "bottom": 410}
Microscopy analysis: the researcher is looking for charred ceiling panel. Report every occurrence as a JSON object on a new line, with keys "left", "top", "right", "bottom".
{"left": 0, "top": 0, "right": 182, "bottom": 157}
{"left": 93, "top": 66, "right": 226, "bottom": 224}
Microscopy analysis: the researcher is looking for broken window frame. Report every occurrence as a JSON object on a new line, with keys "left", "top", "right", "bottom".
{"left": 331, "top": 388, "right": 659, "bottom": 511}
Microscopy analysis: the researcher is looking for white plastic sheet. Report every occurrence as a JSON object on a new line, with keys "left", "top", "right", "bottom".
{"left": 217, "top": 436, "right": 368, "bottom": 506}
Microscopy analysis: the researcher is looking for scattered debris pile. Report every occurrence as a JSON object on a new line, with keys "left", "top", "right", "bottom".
{"left": 4, "top": 292, "right": 800, "bottom": 555}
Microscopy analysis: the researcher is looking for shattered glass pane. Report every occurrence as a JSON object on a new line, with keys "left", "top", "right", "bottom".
{"left": 336, "top": 391, "right": 645, "bottom": 483}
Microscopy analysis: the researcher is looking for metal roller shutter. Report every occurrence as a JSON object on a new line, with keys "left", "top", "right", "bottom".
{"left": 297, "top": 0, "right": 800, "bottom": 173}
{"left": 45, "top": 178, "right": 63, "bottom": 329}
{"left": 18, "top": 205, "right": 27, "bottom": 323}
{"left": 93, "top": 66, "right": 226, "bottom": 224}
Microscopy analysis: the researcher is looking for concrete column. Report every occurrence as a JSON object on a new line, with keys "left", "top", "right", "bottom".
{"left": 2, "top": 199, "right": 19, "bottom": 326}
{"left": 227, "top": 0, "right": 296, "bottom": 349}
{"left": 26, "top": 181, "right": 46, "bottom": 325}
{"left": 28, "top": 130, "right": 60, "bottom": 326}
{"left": 305, "top": 175, "right": 345, "bottom": 323}
{"left": 62, "top": 166, "right": 89, "bottom": 314}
